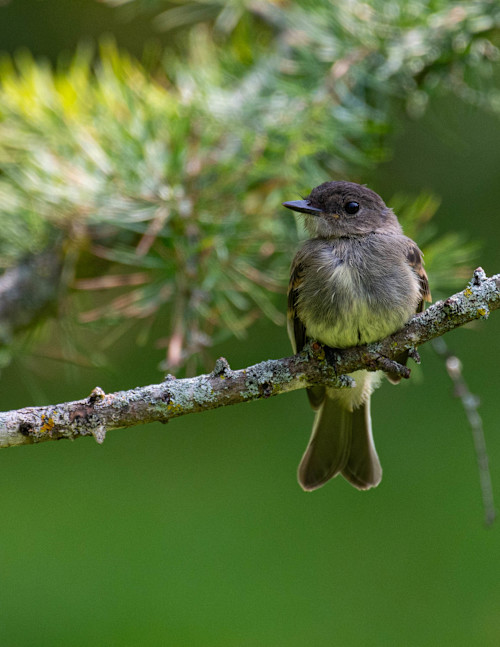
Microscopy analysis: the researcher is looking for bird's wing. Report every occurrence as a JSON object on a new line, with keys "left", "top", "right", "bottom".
{"left": 287, "top": 256, "right": 325, "bottom": 410}
{"left": 287, "top": 258, "right": 307, "bottom": 354}
{"left": 386, "top": 240, "right": 432, "bottom": 385}
{"left": 406, "top": 242, "right": 432, "bottom": 312}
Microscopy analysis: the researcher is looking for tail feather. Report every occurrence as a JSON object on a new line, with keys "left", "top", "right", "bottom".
{"left": 298, "top": 394, "right": 382, "bottom": 492}
{"left": 341, "top": 399, "right": 382, "bottom": 490}
{"left": 298, "top": 396, "right": 351, "bottom": 491}
{"left": 306, "top": 385, "right": 325, "bottom": 411}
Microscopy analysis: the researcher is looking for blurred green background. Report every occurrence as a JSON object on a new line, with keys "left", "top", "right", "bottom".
{"left": 1, "top": 2, "right": 500, "bottom": 646}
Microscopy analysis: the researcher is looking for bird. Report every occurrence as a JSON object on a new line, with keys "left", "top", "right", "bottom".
{"left": 283, "top": 181, "right": 431, "bottom": 491}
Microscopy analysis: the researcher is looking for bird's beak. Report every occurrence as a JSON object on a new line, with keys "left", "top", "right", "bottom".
{"left": 282, "top": 200, "right": 323, "bottom": 216}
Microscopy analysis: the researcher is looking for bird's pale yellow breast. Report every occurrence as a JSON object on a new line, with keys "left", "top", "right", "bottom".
{"left": 296, "top": 241, "right": 420, "bottom": 348}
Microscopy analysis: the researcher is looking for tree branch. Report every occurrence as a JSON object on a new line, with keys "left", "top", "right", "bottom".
{"left": 1, "top": 268, "right": 499, "bottom": 450}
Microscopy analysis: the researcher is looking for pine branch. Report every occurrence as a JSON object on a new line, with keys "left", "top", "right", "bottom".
{"left": 0, "top": 250, "right": 62, "bottom": 344}
{"left": 1, "top": 268, "right": 499, "bottom": 450}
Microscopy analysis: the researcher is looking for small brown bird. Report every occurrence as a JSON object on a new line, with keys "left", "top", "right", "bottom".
{"left": 284, "top": 181, "right": 431, "bottom": 491}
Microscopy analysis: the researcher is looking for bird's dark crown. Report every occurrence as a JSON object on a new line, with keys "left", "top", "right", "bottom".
{"left": 306, "top": 181, "right": 386, "bottom": 214}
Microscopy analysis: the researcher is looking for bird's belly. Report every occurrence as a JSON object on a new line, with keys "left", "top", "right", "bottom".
{"left": 297, "top": 262, "right": 417, "bottom": 348}
{"left": 304, "top": 303, "right": 401, "bottom": 348}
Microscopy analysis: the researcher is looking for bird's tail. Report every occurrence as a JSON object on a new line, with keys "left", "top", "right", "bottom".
{"left": 297, "top": 394, "right": 382, "bottom": 491}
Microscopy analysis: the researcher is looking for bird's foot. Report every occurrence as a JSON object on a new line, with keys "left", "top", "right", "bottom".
{"left": 322, "top": 344, "right": 341, "bottom": 373}
{"left": 408, "top": 347, "right": 421, "bottom": 364}
{"left": 369, "top": 352, "right": 411, "bottom": 380}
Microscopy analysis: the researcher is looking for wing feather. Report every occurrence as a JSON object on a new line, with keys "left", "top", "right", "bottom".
{"left": 287, "top": 257, "right": 325, "bottom": 409}
{"left": 406, "top": 243, "right": 431, "bottom": 312}
{"left": 287, "top": 259, "right": 307, "bottom": 354}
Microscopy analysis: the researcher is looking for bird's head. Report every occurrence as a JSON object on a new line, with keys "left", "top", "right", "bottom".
{"left": 283, "top": 181, "right": 401, "bottom": 239}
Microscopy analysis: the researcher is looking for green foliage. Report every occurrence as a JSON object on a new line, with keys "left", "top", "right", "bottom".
{"left": 0, "top": 44, "right": 297, "bottom": 371}
{"left": 1, "top": 0, "right": 499, "bottom": 371}
{"left": 111, "top": 0, "right": 500, "bottom": 117}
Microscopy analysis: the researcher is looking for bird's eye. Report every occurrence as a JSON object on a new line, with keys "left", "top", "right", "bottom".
{"left": 344, "top": 201, "right": 360, "bottom": 215}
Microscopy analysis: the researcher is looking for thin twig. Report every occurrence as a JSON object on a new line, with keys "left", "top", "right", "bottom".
{"left": 432, "top": 337, "right": 496, "bottom": 526}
